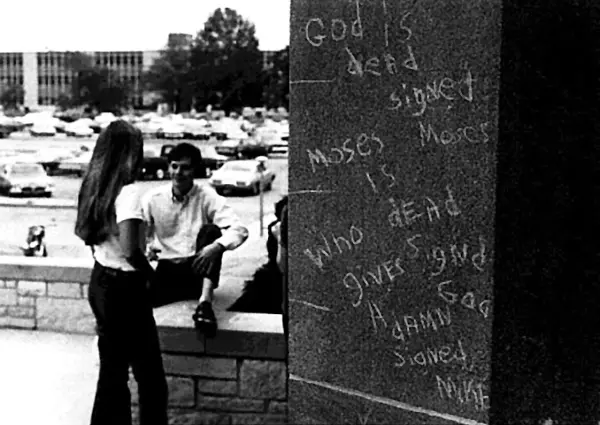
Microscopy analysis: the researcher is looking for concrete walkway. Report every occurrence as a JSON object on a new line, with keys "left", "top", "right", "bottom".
{"left": 0, "top": 329, "right": 97, "bottom": 425}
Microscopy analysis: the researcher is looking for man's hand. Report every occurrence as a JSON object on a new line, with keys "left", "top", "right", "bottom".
{"left": 192, "top": 242, "right": 225, "bottom": 275}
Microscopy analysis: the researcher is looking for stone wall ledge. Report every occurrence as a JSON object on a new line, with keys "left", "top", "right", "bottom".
{"left": 0, "top": 255, "right": 92, "bottom": 281}
{"left": 0, "top": 256, "right": 286, "bottom": 361}
{"left": 0, "top": 198, "right": 77, "bottom": 209}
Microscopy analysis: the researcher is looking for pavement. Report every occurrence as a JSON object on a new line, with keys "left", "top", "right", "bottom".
{"left": 0, "top": 218, "right": 275, "bottom": 425}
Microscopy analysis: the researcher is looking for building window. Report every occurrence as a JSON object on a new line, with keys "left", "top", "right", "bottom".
{"left": 38, "top": 76, "right": 43, "bottom": 84}
{"left": 19, "top": 76, "right": 23, "bottom": 85}
{"left": 50, "top": 76, "right": 55, "bottom": 85}
{"left": 38, "top": 97, "right": 44, "bottom": 105}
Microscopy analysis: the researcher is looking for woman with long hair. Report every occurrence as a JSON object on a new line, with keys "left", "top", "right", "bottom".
{"left": 75, "top": 120, "right": 168, "bottom": 425}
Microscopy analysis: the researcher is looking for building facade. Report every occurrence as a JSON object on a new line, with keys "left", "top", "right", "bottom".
{"left": 14, "top": 50, "right": 160, "bottom": 109}
{"left": 0, "top": 47, "right": 280, "bottom": 110}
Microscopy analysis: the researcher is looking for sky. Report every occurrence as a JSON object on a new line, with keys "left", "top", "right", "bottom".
{"left": 0, "top": 0, "right": 289, "bottom": 52}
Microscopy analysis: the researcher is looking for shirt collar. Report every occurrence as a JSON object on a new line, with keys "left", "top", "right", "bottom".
{"left": 171, "top": 184, "right": 197, "bottom": 204}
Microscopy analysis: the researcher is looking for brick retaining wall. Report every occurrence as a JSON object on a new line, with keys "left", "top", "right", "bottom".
{"left": 0, "top": 256, "right": 288, "bottom": 425}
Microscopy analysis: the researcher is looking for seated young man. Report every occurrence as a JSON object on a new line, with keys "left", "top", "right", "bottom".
{"left": 142, "top": 142, "right": 249, "bottom": 337}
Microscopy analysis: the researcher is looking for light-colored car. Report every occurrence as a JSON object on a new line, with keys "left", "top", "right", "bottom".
{"left": 65, "top": 120, "right": 94, "bottom": 137}
{"left": 29, "top": 122, "right": 57, "bottom": 137}
{"left": 0, "top": 162, "right": 54, "bottom": 197}
{"left": 158, "top": 121, "right": 185, "bottom": 139}
{"left": 209, "top": 159, "right": 275, "bottom": 195}
{"left": 57, "top": 150, "right": 93, "bottom": 176}
{"left": 135, "top": 120, "right": 163, "bottom": 138}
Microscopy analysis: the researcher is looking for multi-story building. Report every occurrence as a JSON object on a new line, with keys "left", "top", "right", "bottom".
{"left": 18, "top": 50, "right": 160, "bottom": 109}
{"left": 0, "top": 42, "right": 282, "bottom": 110}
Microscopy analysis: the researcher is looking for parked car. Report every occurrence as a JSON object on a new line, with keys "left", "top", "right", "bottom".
{"left": 215, "top": 138, "right": 269, "bottom": 159}
{"left": 29, "top": 122, "right": 57, "bottom": 137}
{"left": 65, "top": 120, "right": 94, "bottom": 137}
{"left": 0, "top": 162, "right": 54, "bottom": 197}
{"left": 19, "top": 149, "right": 75, "bottom": 175}
{"left": 198, "top": 145, "right": 230, "bottom": 177}
{"left": 135, "top": 120, "right": 163, "bottom": 138}
{"left": 209, "top": 158, "right": 276, "bottom": 195}
{"left": 258, "top": 131, "right": 289, "bottom": 155}
{"left": 141, "top": 146, "right": 170, "bottom": 180}
{"left": 183, "top": 122, "right": 211, "bottom": 140}
{"left": 215, "top": 138, "right": 241, "bottom": 156}
{"left": 57, "top": 150, "right": 93, "bottom": 176}
{"left": 157, "top": 122, "right": 185, "bottom": 139}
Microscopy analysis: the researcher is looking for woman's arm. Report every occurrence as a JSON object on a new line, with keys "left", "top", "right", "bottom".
{"left": 119, "top": 218, "right": 155, "bottom": 279}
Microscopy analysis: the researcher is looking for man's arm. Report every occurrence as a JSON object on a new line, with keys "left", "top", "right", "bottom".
{"left": 205, "top": 189, "right": 249, "bottom": 251}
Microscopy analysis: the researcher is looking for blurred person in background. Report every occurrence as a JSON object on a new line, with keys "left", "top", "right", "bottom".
{"left": 228, "top": 195, "right": 288, "bottom": 334}
{"left": 142, "top": 142, "right": 248, "bottom": 337}
{"left": 75, "top": 120, "right": 168, "bottom": 425}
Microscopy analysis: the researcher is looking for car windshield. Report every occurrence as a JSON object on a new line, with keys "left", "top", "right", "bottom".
{"left": 11, "top": 163, "right": 44, "bottom": 176}
{"left": 222, "top": 162, "right": 256, "bottom": 173}
{"left": 200, "top": 146, "right": 217, "bottom": 156}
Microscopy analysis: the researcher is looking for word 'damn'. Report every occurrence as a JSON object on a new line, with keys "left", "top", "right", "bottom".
{"left": 367, "top": 301, "right": 452, "bottom": 344}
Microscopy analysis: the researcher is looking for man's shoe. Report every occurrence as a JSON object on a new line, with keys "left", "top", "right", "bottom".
{"left": 193, "top": 301, "right": 217, "bottom": 338}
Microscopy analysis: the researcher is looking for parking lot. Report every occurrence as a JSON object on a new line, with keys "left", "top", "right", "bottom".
{"left": 0, "top": 134, "right": 288, "bottom": 257}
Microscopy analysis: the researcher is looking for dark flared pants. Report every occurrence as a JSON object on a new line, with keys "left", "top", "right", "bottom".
{"left": 151, "top": 224, "right": 223, "bottom": 308}
{"left": 88, "top": 262, "right": 168, "bottom": 425}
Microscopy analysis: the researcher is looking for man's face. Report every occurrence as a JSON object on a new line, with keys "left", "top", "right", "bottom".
{"left": 169, "top": 157, "right": 195, "bottom": 193}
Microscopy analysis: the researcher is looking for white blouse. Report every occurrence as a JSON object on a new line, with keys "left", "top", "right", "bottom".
{"left": 92, "top": 183, "right": 146, "bottom": 271}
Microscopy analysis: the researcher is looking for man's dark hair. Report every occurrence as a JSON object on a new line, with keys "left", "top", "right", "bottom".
{"left": 167, "top": 142, "right": 203, "bottom": 169}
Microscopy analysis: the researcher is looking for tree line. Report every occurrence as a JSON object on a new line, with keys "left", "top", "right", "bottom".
{"left": 0, "top": 8, "right": 289, "bottom": 114}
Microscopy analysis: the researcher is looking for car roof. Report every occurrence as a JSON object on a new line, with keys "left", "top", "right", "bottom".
{"left": 225, "top": 159, "right": 258, "bottom": 165}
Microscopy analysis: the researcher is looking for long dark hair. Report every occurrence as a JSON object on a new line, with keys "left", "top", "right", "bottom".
{"left": 74, "top": 120, "right": 144, "bottom": 246}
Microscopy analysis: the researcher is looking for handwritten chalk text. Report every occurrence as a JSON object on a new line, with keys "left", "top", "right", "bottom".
{"left": 418, "top": 120, "right": 490, "bottom": 148}
{"left": 388, "top": 69, "right": 476, "bottom": 117}
{"left": 307, "top": 132, "right": 385, "bottom": 173}
{"left": 346, "top": 46, "right": 418, "bottom": 76}
{"left": 304, "top": 1, "right": 363, "bottom": 47}
{"left": 387, "top": 185, "right": 461, "bottom": 229}
{"left": 437, "top": 280, "right": 491, "bottom": 319}
{"left": 367, "top": 300, "right": 452, "bottom": 343}
{"left": 394, "top": 339, "right": 468, "bottom": 371}
{"left": 342, "top": 256, "right": 406, "bottom": 307}
{"left": 304, "top": 224, "right": 365, "bottom": 270}
{"left": 436, "top": 375, "right": 490, "bottom": 411}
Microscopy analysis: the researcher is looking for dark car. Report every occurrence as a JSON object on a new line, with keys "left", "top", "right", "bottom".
{"left": 215, "top": 138, "right": 269, "bottom": 159}
{"left": 141, "top": 147, "right": 170, "bottom": 180}
{"left": 198, "top": 145, "right": 230, "bottom": 177}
